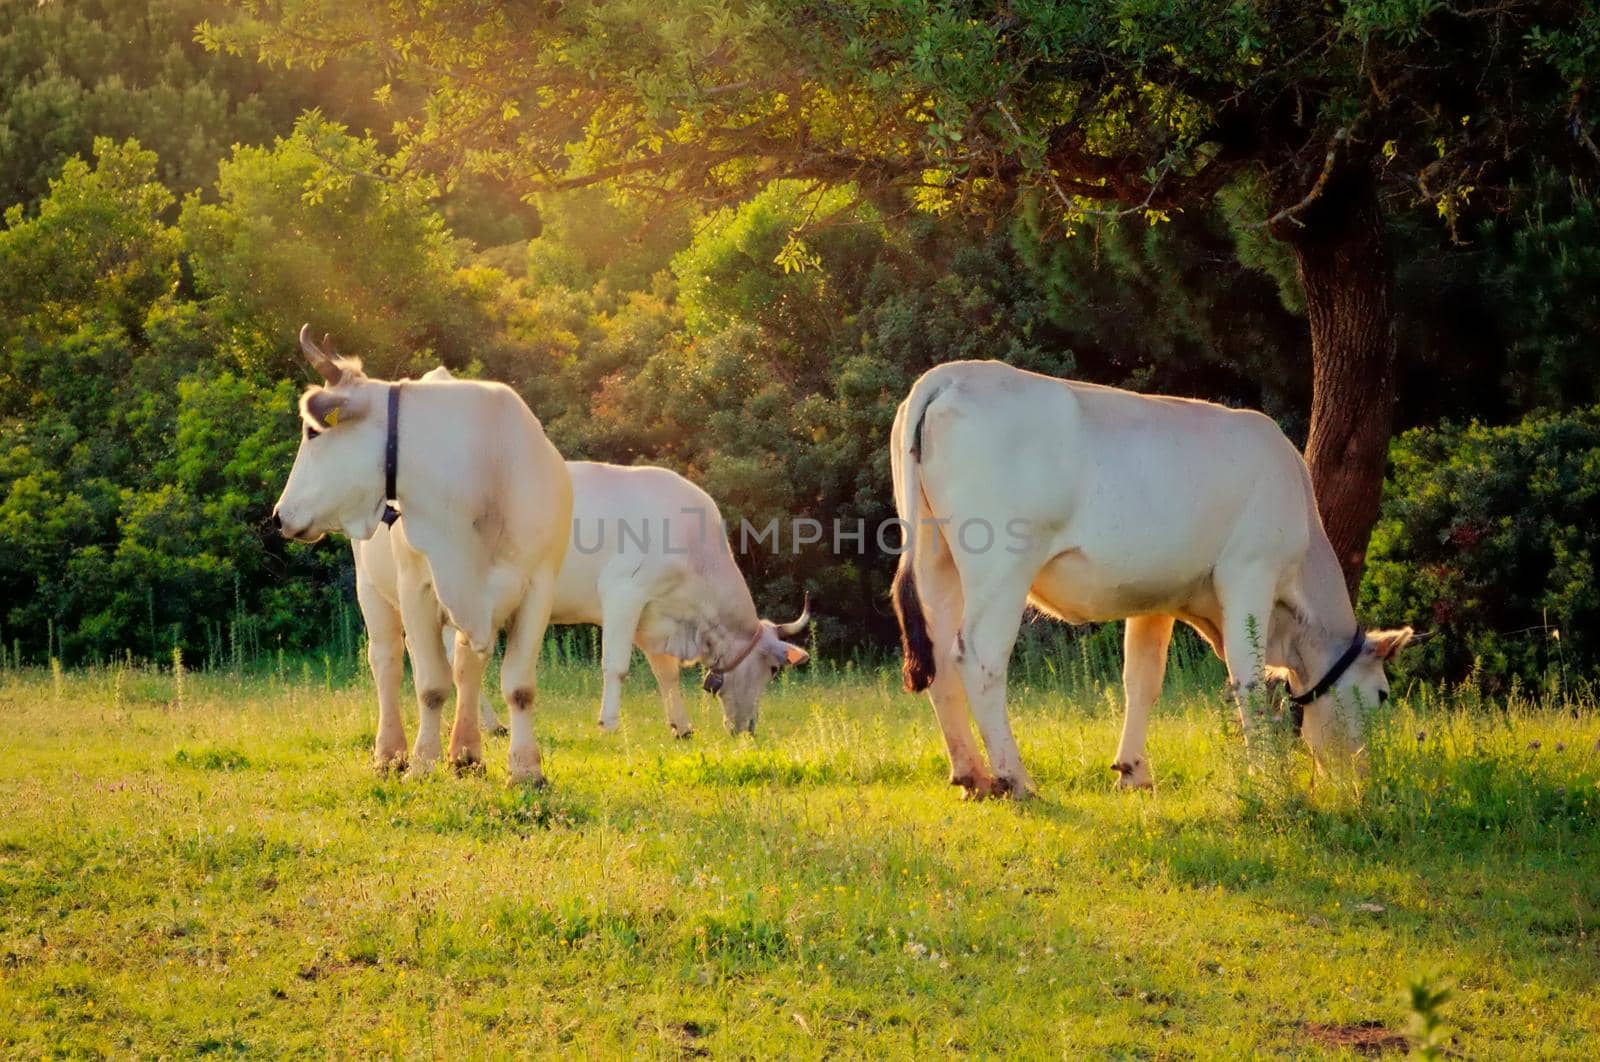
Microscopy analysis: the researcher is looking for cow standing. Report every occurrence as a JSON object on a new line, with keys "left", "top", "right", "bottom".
{"left": 890, "top": 361, "right": 1413, "bottom": 798}
{"left": 273, "top": 328, "right": 572, "bottom": 785}
{"left": 354, "top": 447, "right": 810, "bottom": 749}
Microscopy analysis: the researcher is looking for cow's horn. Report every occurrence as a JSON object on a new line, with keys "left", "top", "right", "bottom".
{"left": 299, "top": 323, "right": 342, "bottom": 385}
{"left": 777, "top": 593, "right": 811, "bottom": 638}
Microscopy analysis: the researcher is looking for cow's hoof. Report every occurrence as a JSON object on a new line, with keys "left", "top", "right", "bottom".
{"left": 954, "top": 773, "right": 997, "bottom": 800}
{"left": 450, "top": 753, "right": 485, "bottom": 778}
{"left": 596, "top": 718, "right": 620, "bottom": 734}
{"left": 373, "top": 752, "right": 408, "bottom": 775}
{"left": 404, "top": 760, "right": 437, "bottom": 782}
{"left": 990, "top": 774, "right": 1035, "bottom": 800}
{"left": 1112, "top": 759, "right": 1153, "bottom": 790}
{"left": 670, "top": 726, "right": 695, "bottom": 740}
{"left": 508, "top": 747, "right": 545, "bottom": 788}
{"left": 489, "top": 725, "right": 509, "bottom": 738}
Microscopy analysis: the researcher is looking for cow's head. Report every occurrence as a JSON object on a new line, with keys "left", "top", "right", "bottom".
{"left": 708, "top": 599, "right": 812, "bottom": 735}
{"left": 1297, "top": 626, "right": 1414, "bottom": 772}
{"left": 272, "top": 326, "right": 389, "bottom": 544}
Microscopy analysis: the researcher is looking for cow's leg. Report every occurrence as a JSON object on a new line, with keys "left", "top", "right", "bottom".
{"left": 1113, "top": 613, "right": 1175, "bottom": 790}
{"left": 396, "top": 576, "right": 451, "bottom": 779}
{"left": 596, "top": 590, "right": 648, "bottom": 733}
{"left": 356, "top": 567, "right": 408, "bottom": 771}
{"left": 446, "top": 628, "right": 486, "bottom": 773}
{"left": 645, "top": 652, "right": 693, "bottom": 738}
{"left": 915, "top": 547, "right": 990, "bottom": 793}
{"left": 500, "top": 573, "right": 558, "bottom": 786}
{"left": 950, "top": 568, "right": 1036, "bottom": 798}
{"left": 1215, "top": 573, "right": 1278, "bottom": 740}
{"left": 443, "top": 627, "right": 505, "bottom": 737}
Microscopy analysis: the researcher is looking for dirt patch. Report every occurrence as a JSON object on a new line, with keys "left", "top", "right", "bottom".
{"left": 1299, "top": 1021, "right": 1408, "bottom": 1054}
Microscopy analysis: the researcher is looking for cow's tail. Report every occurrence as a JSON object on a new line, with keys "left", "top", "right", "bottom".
{"left": 892, "top": 377, "right": 946, "bottom": 693}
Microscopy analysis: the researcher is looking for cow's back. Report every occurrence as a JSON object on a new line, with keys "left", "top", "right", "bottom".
{"left": 912, "top": 361, "right": 1314, "bottom": 618}
{"left": 551, "top": 462, "right": 736, "bottom": 627}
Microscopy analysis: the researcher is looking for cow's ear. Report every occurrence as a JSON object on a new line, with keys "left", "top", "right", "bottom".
{"left": 780, "top": 643, "right": 809, "bottom": 667}
{"left": 305, "top": 389, "right": 357, "bottom": 430}
{"left": 1365, "top": 626, "right": 1415, "bottom": 661}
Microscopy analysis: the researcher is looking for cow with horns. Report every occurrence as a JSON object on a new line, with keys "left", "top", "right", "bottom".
{"left": 351, "top": 369, "right": 813, "bottom": 746}
{"left": 273, "top": 327, "right": 572, "bottom": 784}
{"left": 890, "top": 360, "right": 1414, "bottom": 798}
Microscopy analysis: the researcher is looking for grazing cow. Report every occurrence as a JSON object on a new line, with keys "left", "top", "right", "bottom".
{"left": 355, "top": 436, "right": 812, "bottom": 742}
{"left": 273, "top": 328, "right": 572, "bottom": 784}
{"left": 553, "top": 461, "right": 811, "bottom": 735}
{"left": 890, "top": 361, "right": 1413, "bottom": 798}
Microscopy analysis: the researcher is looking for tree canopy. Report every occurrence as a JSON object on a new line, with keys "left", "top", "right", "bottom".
{"left": 207, "top": 1, "right": 1597, "bottom": 224}
{"left": 209, "top": 1, "right": 1600, "bottom": 589}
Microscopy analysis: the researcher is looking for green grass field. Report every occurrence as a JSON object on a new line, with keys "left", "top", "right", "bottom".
{"left": 2, "top": 646, "right": 1597, "bottom": 1057}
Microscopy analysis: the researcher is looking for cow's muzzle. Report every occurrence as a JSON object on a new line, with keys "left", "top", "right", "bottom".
{"left": 271, "top": 509, "right": 323, "bottom": 543}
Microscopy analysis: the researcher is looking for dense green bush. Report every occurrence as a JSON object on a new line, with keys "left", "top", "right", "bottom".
{"left": 0, "top": 138, "right": 351, "bottom": 664}
{"left": 179, "top": 114, "right": 505, "bottom": 381}
{"left": 1361, "top": 409, "right": 1600, "bottom": 691}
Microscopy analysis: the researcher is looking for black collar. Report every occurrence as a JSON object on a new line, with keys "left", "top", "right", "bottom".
{"left": 380, "top": 383, "right": 402, "bottom": 526}
{"left": 701, "top": 628, "right": 765, "bottom": 694}
{"left": 1289, "top": 631, "right": 1366, "bottom": 706}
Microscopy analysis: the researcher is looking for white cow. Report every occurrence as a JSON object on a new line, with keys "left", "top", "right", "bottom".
{"left": 551, "top": 460, "right": 812, "bottom": 735}
{"left": 890, "top": 360, "right": 1413, "bottom": 798}
{"left": 354, "top": 433, "right": 811, "bottom": 747}
{"left": 274, "top": 328, "right": 572, "bottom": 784}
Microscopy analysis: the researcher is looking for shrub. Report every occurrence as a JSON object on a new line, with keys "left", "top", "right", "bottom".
{"left": 1361, "top": 409, "right": 1600, "bottom": 691}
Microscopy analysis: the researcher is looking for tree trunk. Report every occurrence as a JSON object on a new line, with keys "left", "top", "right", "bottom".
{"left": 1274, "top": 163, "right": 1397, "bottom": 600}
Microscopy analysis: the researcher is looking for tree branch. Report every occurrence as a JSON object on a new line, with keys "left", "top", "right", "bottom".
{"left": 1262, "top": 127, "right": 1348, "bottom": 230}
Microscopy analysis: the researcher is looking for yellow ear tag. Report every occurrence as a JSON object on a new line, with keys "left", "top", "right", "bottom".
{"left": 324, "top": 406, "right": 341, "bottom": 427}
